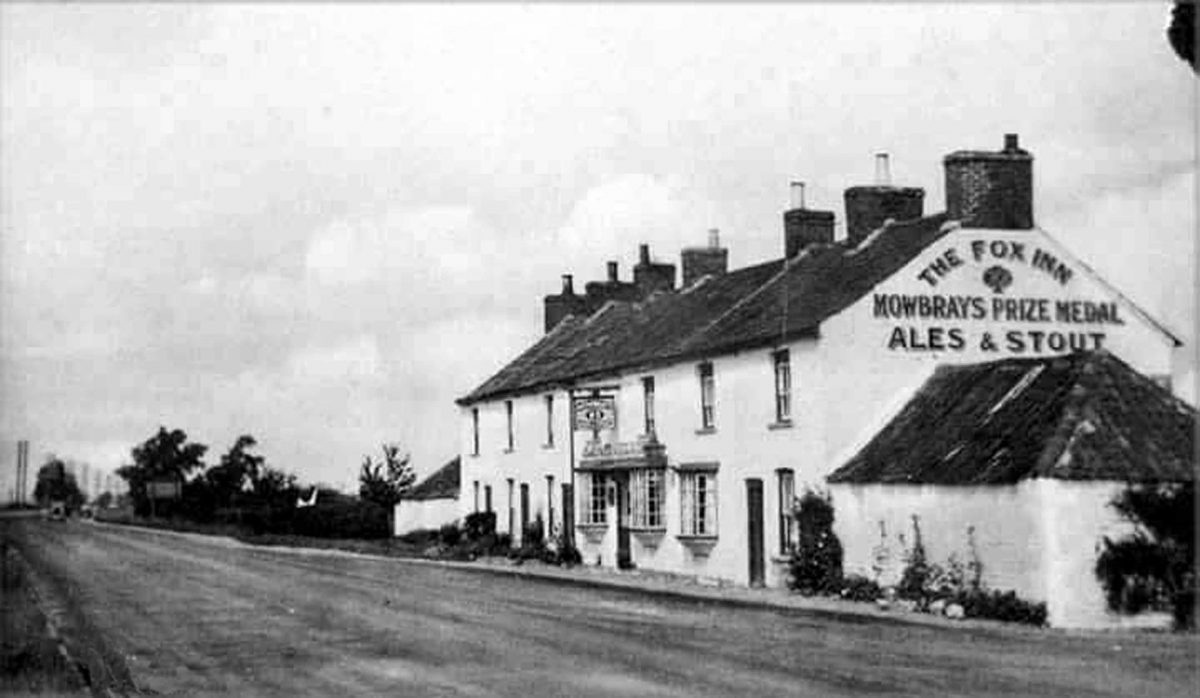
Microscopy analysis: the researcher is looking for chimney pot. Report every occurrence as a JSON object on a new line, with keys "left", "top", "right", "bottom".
{"left": 874, "top": 153, "right": 891, "bottom": 186}
{"left": 707, "top": 228, "right": 720, "bottom": 249}
{"left": 561, "top": 274, "right": 574, "bottom": 295}
{"left": 606, "top": 261, "right": 618, "bottom": 282}
{"left": 1004, "top": 133, "right": 1019, "bottom": 151}
{"left": 789, "top": 181, "right": 806, "bottom": 210}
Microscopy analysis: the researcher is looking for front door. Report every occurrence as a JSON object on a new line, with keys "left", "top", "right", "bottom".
{"left": 615, "top": 473, "right": 633, "bottom": 569}
{"left": 747, "top": 478, "right": 765, "bottom": 587}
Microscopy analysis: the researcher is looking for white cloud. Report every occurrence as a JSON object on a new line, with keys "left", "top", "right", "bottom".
{"left": 287, "top": 336, "right": 382, "bottom": 385}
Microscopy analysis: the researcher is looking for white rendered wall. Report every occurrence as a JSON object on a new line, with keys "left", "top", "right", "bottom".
{"left": 830, "top": 482, "right": 1047, "bottom": 601}
{"left": 394, "top": 497, "right": 461, "bottom": 537}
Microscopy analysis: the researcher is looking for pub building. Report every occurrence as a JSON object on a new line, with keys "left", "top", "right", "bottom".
{"left": 450, "top": 134, "right": 1193, "bottom": 628}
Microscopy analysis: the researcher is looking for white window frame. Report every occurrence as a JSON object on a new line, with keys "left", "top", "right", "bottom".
{"left": 680, "top": 471, "right": 717, "bottom": 536}
{"left": 698, "top": 362, "right": 715, "bottom": 429}
{"left": 777, "top": 468, "right": 795, "bottom": 554}
{"left": 505, "top": 400, "right": 514, "bottom": 451}
{"left": 578, "top": 471, "right": 607, "bottom": 525}
{"left": 629, "top": 468, "right": 665, "bottom": 530}
{"left": 773, "top": 349, "right": 792, "bottom": 423}
{"left": 642, "top": 376, "right": 656, "bottom": 437}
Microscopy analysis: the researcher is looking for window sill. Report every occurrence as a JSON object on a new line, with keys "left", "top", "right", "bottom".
{"left": 768, "top": 420, "right": 793, "bottom": 431}
{"left": 694, "top": 426, "right": 717, "bottom": 436}
{"left": 676, "top": 535, "right": 718, "bottom": 557}
{"left": 630, "top": 528, "right": 667, "bottom": 548}
{"left": 541, "top": 443, "right": 555, "bottom": 450}
{"left": 502, "top": 448, "right": 515, "bottom": 454}
{"left": 577, "top": 523, "right": 608, "bottom": 544}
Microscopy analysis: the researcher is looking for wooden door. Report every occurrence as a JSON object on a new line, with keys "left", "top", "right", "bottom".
{"left": 747, "top": 478, "right": 765, "bottom": 587}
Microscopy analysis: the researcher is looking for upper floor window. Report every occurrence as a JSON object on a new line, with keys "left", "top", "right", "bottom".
{"left": 642, "top": 376, "right": 656, "bottom": 436}
{"left": 505, "top": 400, "right": 514, "bottom": 451}
{"left": 544, "top": 394, "right": 555, "bottom": 447}
{"left": 773, "top": 350, "right": 792, "bottom": 423}
{"left": 698, "top": 362, "right": 715, "bottom": 430}
{"left": 471, "top": 408, "right": 480, "bottom": 456}
{"left": 777, "top": 468, "right": 795, "bottom": 555}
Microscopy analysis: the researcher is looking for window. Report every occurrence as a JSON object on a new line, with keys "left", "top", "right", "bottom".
{"left": 698, "top": 362, "right": 715, "bottom": 429}
{"left": 520, "top": 483, "right": 530, "bottom": 534}
{"left": 505, "top": 400, "right": 514, "bottom": 451}
{"left": 473, "top": 480, "right": 480, "bottom": 513}
{"left": 578, "top": 471, "right": 607, "bottom": 525}
{"left": 544, "top": 395, "right": 554, "bottom": 447}
{"left": 642, "top": 376, "right": 656, "bottom": 436}
{"left": 680, "top": 471, "right": 717, "bottom": 536}
{"left": 484, "top": 485, "right": 493, "bottom": 513}
{"left": 773, "top": 350, "right": 792, "bottom": 423}
{"left": 777, "top": 469, "right": 795, "bottom": 554}
{"left": 630, "top": 468, "right": 665, "bottom": 529}
{"left": 471, "top": 408, "right": 480, "bottom": 456}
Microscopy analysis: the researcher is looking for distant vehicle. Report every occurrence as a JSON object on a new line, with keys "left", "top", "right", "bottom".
{"left": 48, "top": 500, "right": 67, "bottom": 521}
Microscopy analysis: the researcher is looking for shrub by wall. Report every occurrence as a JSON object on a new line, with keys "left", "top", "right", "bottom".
{"left": 788, "top": 489, "right": 844, "bottom": 595}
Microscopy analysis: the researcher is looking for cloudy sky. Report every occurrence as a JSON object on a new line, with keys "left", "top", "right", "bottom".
{"left": 1, "top": 3, "right": 1194, "bottom": 496}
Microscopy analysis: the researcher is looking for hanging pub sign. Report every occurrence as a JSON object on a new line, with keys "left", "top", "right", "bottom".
{"left": 572, "top": 395, "right": 617, "bottom": 432}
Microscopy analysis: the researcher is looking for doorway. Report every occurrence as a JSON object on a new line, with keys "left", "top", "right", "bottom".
{"left": 746, "top": 478, "right": 765, "bottom": 587}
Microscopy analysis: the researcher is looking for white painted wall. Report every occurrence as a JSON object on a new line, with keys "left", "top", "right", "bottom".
{"left": 394, "top": 497, "right": 461, "bottom": 537}
{"left": 830, "top": 479, "right": 1175, "bottom": 629}
{"left": 830, "top": 482, "right": 1047, "bottom": 600}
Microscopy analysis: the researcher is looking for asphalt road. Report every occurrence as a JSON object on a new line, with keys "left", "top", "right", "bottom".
{"left": 5, "top": 518, "right": 1196, "bottom": 697}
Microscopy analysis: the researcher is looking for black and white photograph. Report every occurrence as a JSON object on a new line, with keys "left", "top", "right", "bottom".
{"left": 1, "top": 2, "right": 1197, "bottom": 696}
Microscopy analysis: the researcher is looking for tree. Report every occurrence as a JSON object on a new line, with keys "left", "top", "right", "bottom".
{"left": 116, "top": 426, "right": 208, "bottom": 516}
{"left": 1168, "top": 1, "right": 1197, "bottom": 73}
{"left": 205, "top": 435, "right": 264, "bottom": 508}
{"left": 251, "top": 466, "right": 298, "bottom": 506}
{"left": 1095, "top": 482, "right": 1196, "bottom": 629}
{"left": 32, "top": 457, "right": 85, "bottom": 510}
{"left": 359, "top": 443, "right": 416, "bottom": 532}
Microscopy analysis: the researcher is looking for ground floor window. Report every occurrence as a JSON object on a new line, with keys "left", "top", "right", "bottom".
{"left": 578, "top": 471, "right": 607, "bottom": 525}
{"left": 680, "top": 471, "right": 717, "bottom": 536}
{"left": 629, "top": 468, "right": 665, "bottom": 529}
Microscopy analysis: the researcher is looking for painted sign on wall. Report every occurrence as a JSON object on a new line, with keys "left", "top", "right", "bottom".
{"left": 873, "top": 238, "right": 1126, "bottom": 354}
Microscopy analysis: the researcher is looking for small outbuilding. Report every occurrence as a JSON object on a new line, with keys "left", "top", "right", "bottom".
{"left": 827, "top": 351, "right": 1196, "bottom": 628}
{"left": 393, "top": 456, "right": 461, "bottom": 537}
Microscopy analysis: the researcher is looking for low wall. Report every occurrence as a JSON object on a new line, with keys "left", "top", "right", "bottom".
{"left": 830, "top": 482, "right": 1046, "bottom": 602}
{"left": 394, "top": 497, "right": 460, "bottom": 537}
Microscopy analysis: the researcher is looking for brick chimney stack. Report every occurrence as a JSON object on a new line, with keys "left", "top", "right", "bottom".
{"left": 944, "top": 133, "right": 1033, "bottom": 229}
{"left": 681, "top": 228, "right": 729, "bottom": 288}
{"left": 783, "top": 181, "right": 835, "bottom": 258}
{"left": 543, "top": 274, "right": 588, "bottom": 333}
{"left": 843, "top": 152, "right": 925, "bottom": 247}
{"left": 633, "top": 243, "right": 676, "bottom": 297}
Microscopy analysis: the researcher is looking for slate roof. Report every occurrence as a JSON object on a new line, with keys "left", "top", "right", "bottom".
{"left": 828, "top": 351, "right": 1197, "bottom": 485}
{"left": 459, "top": 213, "right": 953, "bottom": 405}
{"left": 401, "top": 456, "right": 461, "bottom": 500}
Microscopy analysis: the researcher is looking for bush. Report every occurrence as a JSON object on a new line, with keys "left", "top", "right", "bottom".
{"left": 952, "top": 588, "right": 1047, "bottom": 627}
{"left": 463, "top": 511, "right": 497, "bottom": 541}
{"left": 788, "top": 489, "right": 844, "bottom": 595}
{"left": 438, "top": 522, "right": 462, "bottom": 547}
{"left": 292, "top": 498, "right": 390, "bottom": 539}
{"left": 840, "top": 574, "right": 883, "bottom": 602}
{"left": 397, "top": 527, "right": 441, "bottom": 547}
{"left": 897, "top": 515, "right": 934, "bottom": 601}
{"left": 1095, "top": 482, "right": 1196, "bottom": 630}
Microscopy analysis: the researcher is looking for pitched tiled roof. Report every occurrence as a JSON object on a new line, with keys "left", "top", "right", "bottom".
{"left": 401, "top": 456, "right": 461, "bottom": 500}
{"left": 828, "top": 351, "right": 1197, "bottom": 485}
{"left": 459, "top": 214, "right": 953, "bottom": 404}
